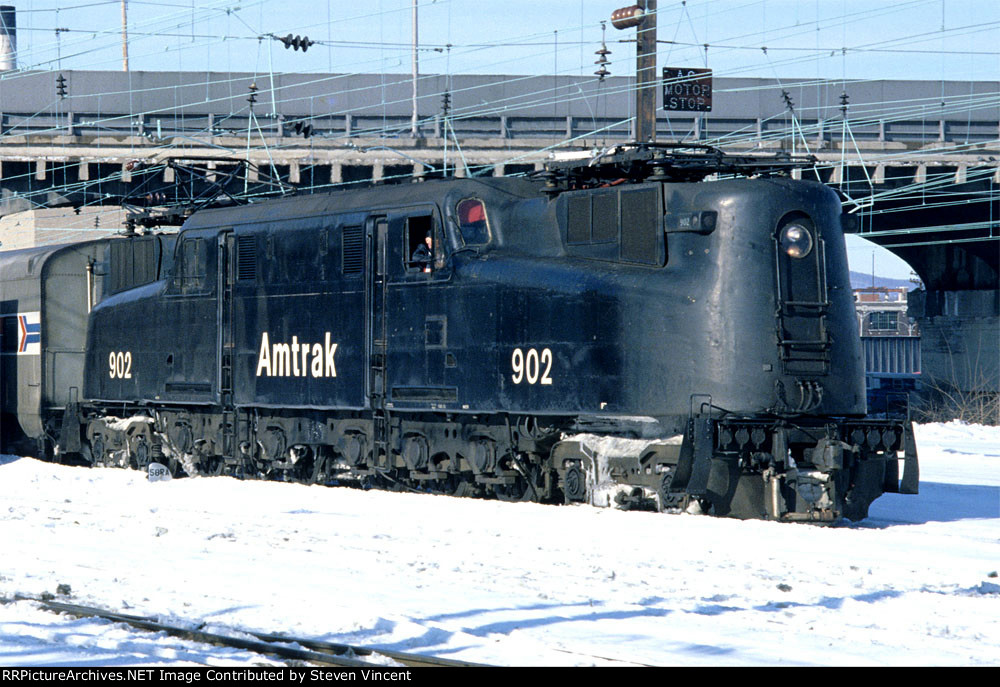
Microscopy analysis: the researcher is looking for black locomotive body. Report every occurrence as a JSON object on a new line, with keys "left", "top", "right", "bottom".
{"left": 1, "top": 149, "right": 918, "bottom": 522}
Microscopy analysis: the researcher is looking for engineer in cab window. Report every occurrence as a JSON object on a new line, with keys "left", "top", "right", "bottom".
{"left": 411, "top": 232, "right": 433, "bottom": 273}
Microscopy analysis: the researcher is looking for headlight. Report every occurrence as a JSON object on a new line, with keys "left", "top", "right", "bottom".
{"left": 780, "top": 223, "right": 813, "bottom": 258}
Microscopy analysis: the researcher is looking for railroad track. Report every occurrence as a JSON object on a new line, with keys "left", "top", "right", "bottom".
{"left": 18, "top": 595, "right": 485, "bottom": 668}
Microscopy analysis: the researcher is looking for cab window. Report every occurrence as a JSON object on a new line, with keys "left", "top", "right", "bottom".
{"left": 405, "top": 215, "right": 436, "bottom": 273}
{"left": 456, "top": 198, "right": 490, "bottom": 246}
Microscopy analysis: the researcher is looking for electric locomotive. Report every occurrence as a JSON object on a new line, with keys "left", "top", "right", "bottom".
{"left": 0, "top": 144, "right": 918, "bottom": 521}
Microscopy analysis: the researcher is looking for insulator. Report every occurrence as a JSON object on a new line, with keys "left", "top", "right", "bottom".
{"left": 56, "top": 74, "right": 67, "bottom": 98}
{"left": 781, "top": 89, "right": 794, "bottom": 111}
{"left": 247, "top": 82, "right": 259, "bottom": 105}
{"left": 610, "top": 6, "right": 645, "bottom": 30}
{"left": 291, "top": 121, "right": 313, "bottom": 138}
{"left": 594, "top": 21, "right": 610, "bottom": 80}
{"left": 280, "top": 34, "right": 314, "bottom": 52}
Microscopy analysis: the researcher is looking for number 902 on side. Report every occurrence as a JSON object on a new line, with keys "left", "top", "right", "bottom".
{"left": 510, "top": 347, "right": 553, "bottom": 385}
{"left": 108, "top": 351, "right": 133, "bottom": 379}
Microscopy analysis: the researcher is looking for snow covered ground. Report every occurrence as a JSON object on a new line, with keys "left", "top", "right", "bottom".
{"left": 1, "top": 421, "right": 997, "bottom": 666}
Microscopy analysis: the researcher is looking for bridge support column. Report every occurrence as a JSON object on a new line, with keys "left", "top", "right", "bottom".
{"left": 910, "top": 288, "right": 1000, "bottom": 413}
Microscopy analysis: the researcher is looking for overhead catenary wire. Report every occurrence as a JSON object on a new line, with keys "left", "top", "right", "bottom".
{"left": 2, "top": 1, "right": 1000, "bottom": 231}
{"left": 0, "top": 0, "right": 989, "bottom": 80}
{"left": 0, "top": 2, "right": 992, "bottom": 111}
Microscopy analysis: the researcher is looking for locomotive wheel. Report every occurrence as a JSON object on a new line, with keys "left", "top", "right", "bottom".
{"left": 130, "top": 435, "right": 151, "bottom": 471}
{"left": 286, "top": 450, "right": 316, "bottom": 484}
{"left": 496, "top": 468, "right": 543, "bottom": 502}
{"left": 369, "top": 468, "right": 404, "bottom": 492}
{"left": 197, "top": 454, "right": 226, "bottom": 477}
{"left": 387, "top": 470, "right": 410, "bottom": 492}
{"left": 494, "top": 481, "right": 527, "bottom": 502}
{"left": 90, "top": 434, "right": 106, "bottom": 467}
{"left": 657, "top": 468, "right": 688, "bottom": 511}
{"left": 80, "top": 442, "right": 94, "bottom": 467}
{"left": 307, "top": 453, "right": 329, "bottom": 484}
{"left": 452, "top": 480, "right": 479, "bottom": 498}
{"left": 562, "top": 464, "right": 586, "bottom": 503}
{"left": 247, "top": 454, "right": 272, "bottom": 479}
{"left": 165, "top": 456, "right": 185, "bottom": 477}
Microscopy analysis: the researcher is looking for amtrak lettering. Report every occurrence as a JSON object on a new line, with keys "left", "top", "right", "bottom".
{"left": 256, "top": 332, "right": 337, "bottom": 377}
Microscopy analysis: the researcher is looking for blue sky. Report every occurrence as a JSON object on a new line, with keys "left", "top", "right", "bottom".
{"left": 846, "top": 235, "right": 916, "bottom": 281}
{"left": 8, "top": 1, "right": 1000, "bottom": 80}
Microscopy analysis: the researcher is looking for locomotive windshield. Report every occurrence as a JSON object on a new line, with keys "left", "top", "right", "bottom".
{"left": 456, "top": 198, "right": 490, "bottom": 246}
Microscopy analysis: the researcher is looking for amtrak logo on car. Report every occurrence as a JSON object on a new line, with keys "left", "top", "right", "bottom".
{"left": 1, "top": 312, "right": 41, "bottom": 356}
{"left": 17, "top": 313, "right": 40, "bottom": 355}
{"left": 256, "top": 332, "right": 338, "bottom": 378}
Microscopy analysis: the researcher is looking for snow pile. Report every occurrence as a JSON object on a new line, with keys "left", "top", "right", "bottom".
{"left": 0, "top": 422, "right": 997, "bottom": 666}
{"left": 565, "top": 433, "right": 679, "bottom": 508}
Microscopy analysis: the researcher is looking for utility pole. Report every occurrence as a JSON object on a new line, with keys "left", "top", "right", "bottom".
{"left": 0, "top": 6, "right": 17, "bottom": 72}
{"left": 411, "top": 0, "right": 419, "bottom": 137}
{"left": 611, "top": 1, "right": 657, "bottom": 142}
{"left": 635, "top": 0, "right": 656, "bottom": 142}
{"left": 121, "top": 0, "right": 129, "bottom": 72}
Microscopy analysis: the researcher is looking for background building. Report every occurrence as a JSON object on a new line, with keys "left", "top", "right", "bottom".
{"left": 854, "top": 287, "right": 921, "bottom": 414}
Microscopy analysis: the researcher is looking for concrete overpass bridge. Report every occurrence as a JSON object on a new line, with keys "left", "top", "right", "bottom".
{"left": 0, "top": 70, "right": 996, "bottom": 403}
{"left": 840, "top": 168, "right": 997, "bottom": 407}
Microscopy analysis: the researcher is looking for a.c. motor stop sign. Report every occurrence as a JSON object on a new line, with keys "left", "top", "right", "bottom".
{"left": 662, "top": 68, "right": 712, "bottom": 112}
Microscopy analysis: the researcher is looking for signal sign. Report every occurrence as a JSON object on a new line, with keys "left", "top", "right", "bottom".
{"left": 662, "top": 68, "right": 712, "bottom": 112}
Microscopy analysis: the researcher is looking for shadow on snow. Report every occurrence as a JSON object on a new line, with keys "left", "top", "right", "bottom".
{"left": 864, "top": 480, "right": 999, "bottom": 526}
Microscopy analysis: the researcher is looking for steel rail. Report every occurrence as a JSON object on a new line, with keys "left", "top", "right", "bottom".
{"left": 18, "top": 596, "right": 486, "bottom": 668}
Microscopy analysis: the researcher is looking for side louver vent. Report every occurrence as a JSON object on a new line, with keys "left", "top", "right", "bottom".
{"left": 620, "top": 188, "right": 659, "bottom": 265}
{"left": 237, "top": 235, "right": 257, "bottom": 280}
{"left": 342, "top": 226, "right": 364, "bottom": 275}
